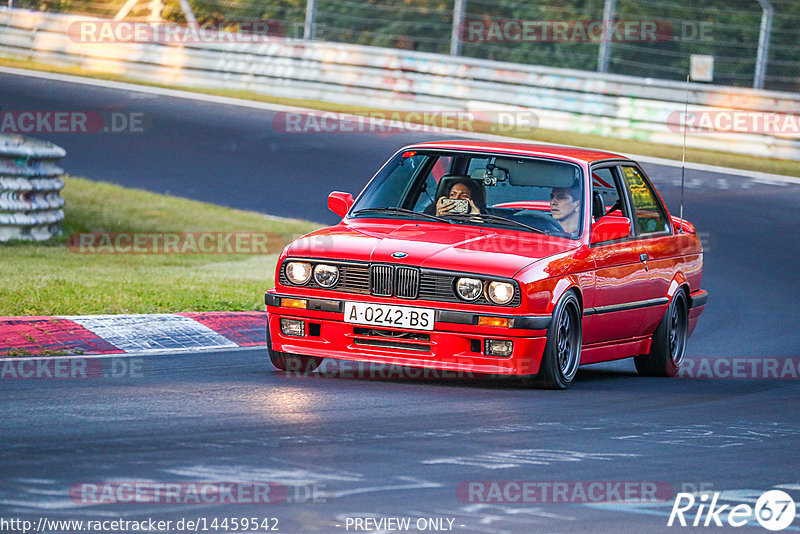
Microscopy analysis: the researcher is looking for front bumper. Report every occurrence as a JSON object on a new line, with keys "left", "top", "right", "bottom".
{"left": 266, "top": 291, "right": 550, "bottom": 376}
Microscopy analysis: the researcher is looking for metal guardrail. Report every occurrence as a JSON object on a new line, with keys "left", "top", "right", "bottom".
{"left": 1, "top": 9, "right": 799, "bottom": 160}
{"left": 0, "top": 133, "right": 66, "bottom": 241}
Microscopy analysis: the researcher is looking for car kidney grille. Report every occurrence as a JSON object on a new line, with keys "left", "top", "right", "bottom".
{"left": 369, "top": 265, "right": 420, "bottom": 298}
{"left": 395, "top": 267, "right": 420, "bottom": 299}
{"left": 370, "top": 265, "right": 394, "bottom": 296}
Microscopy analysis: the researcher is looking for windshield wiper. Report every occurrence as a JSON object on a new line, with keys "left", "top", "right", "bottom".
{"left": 445, "top": 213, "right": 548, "bottom": 234}
{"left": 352, "top": 207, "right": 452, "bottom": 224}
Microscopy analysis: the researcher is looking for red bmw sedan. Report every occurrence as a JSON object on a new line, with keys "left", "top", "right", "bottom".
{"left": 265, "top": 140, "right": 708, "bottom": 388}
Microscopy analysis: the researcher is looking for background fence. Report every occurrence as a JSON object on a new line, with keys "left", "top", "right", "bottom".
{"left": 7, "top": 0, "right": 800, "bottom": 93}
{"left": 1, "top": 8, "right": 799, "bottom": 160}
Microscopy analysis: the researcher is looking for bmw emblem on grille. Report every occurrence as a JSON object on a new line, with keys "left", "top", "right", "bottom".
{"left": 391, "top": 252, "right": 408, "bottom": 259}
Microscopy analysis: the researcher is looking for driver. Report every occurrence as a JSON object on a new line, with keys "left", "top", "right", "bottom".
{"left": 550, "top": 182, "right": 582, "bottom": 235}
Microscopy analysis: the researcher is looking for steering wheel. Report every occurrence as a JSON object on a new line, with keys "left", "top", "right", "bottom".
{"left": 511, "top": 209, "right": 564, "bottom": 234}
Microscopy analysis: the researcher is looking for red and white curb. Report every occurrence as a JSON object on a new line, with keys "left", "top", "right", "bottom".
{"left": 0, "top": 312, "right": 268, "bottom": 356}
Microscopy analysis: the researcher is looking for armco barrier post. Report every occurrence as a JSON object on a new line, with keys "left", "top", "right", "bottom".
{"left": 0, "top": 134, "right": 66, "bottom": 241}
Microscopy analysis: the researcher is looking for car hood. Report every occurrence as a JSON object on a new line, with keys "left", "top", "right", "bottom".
{"left": 285, "top": 220, "right": 581, "bottom": 278}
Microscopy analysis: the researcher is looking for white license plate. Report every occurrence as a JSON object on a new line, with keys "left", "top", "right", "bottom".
{"left": 344, "top": 302, "right": 435, "bottom": 331}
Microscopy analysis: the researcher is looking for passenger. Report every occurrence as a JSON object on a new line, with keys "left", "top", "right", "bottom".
{"left": 550, "top": 182, "right": 582, "bottom": 235}
{"left": 434, "top": 179, "right": 482, "bottom": 216}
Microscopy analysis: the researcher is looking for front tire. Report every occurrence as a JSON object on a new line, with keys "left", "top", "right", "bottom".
{"left": 635, "top": 290, "right": 688, "bottom": 377}
{"left": 525, "top": 291, "right": 582, "bottom": 389}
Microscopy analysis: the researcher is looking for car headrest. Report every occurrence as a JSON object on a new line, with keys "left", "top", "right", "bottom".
{"left": 592, "top": 191, "right": 605, "bottom": 220}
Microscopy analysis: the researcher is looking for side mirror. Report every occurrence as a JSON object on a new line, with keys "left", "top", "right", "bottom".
{"left": 328, "top": 191, "right": 354, "bottom": 218}
{"left": 590, "top": 216, "right": 631, "bottom": 244}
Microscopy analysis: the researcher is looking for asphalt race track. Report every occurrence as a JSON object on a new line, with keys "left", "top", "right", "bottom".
{"left": 2, "top": 70, "right": 800, "bottom": 533}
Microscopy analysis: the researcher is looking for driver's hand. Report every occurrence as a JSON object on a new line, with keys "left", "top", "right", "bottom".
{"left": 467, "top": 199, "right": 480, "bottom": 214}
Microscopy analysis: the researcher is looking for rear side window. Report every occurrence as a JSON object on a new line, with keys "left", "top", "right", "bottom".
{"left": 591, "top": 167, "right": 622, "bottom": 217}
{"left": 620, "top": 166, "right": 670, "bottom": 235}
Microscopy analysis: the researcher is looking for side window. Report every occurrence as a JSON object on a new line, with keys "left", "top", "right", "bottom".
{"left": 620, "top": 166, "right": 670, "bottom": 235}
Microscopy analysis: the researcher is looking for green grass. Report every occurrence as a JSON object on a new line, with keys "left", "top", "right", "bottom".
{"left": 1, "top": 176, "right": 319, "bottom": 316}
{"left": 2, "top": 56, "right": 799, "bottom": 177}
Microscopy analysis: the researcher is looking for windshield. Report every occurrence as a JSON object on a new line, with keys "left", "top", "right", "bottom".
{"left": 350, "top": 150, "right": 585, "bottom": 238}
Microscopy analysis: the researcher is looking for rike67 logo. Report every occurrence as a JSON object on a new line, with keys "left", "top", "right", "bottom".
{"left": 669, "top": 490, "right": 796, "bottom": 531}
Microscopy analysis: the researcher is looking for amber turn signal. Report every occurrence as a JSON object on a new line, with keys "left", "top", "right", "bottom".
{"left": 281, "top": 298, "right": 308, "bottom": 309}
{"left": 478, "top": 316, "right": 510, "bottom": 328}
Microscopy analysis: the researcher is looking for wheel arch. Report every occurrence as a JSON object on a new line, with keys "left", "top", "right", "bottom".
{"left": 667, "top": 272, "right": 690, "bottom": 303}
{"left": 549, "top": 276, "right": 584, "bottom": 315}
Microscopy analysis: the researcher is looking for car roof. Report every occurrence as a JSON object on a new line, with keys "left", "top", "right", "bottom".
{"left": 406, "top": 140, "right": 630, "bottom": 164}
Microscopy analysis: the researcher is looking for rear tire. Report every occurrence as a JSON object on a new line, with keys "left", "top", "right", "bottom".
{"left": 266, "top": 326, "right": 323, "bottom": 373}
{"left": 524, "top": 291, "right": 582, "bottom": 389}
{"left": 635, "top": 290, "right": 688, "bottom": 377}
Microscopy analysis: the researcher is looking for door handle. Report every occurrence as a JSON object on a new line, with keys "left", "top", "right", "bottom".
{"left": 639, "top": 253, "right": 648, "bottom": 262}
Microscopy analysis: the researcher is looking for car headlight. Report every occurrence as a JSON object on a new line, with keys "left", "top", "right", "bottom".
{"left": 487, "top": 281, "right": 515, "bottom": 305}
{"left": 455, "top": 277, "right": 483, "bottom": 301}
{"left": 313, "top": 264, "right": 339, "bottom": 288}
{"left": 285, "top": 261, "right": 312, "bottom": 285}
